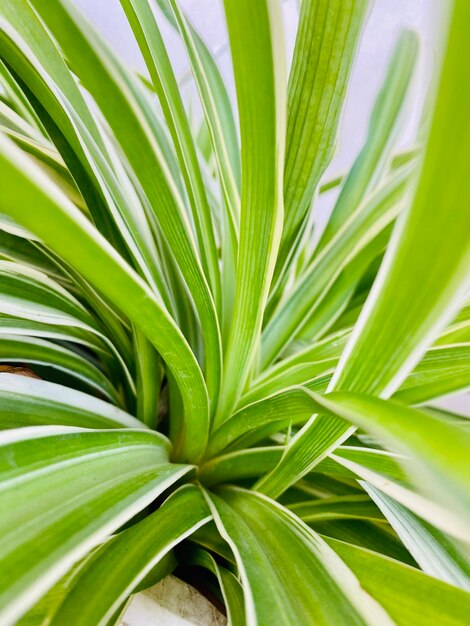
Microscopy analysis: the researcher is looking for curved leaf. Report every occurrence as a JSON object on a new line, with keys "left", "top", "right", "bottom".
{"left": 257, "top": 1, "right": 470, "bottom": 493}
{"left": 327, "top": 536, "right": 470, "bottom": 626}
{"left": 0, "top": 334, "right": 120, "bottom": 404}
{"left": 257, "top": 389, "right": 470, "bottom": 541}
{"left": 215, "top": 0, "right": 285, "bottom": 422}
{"left": 26, "top": 0, "right": 222, "bottom": 408}
{"left": 48, "top": 485, "right": 210, "bottom": 626}
{"left": 0, "top": 136, "right": 208, "bottom": 462}
{"left": 207, "top": 487, "right": 393, "bottom": 625}
{"left": 0, "top": 426, "right": 191, "bottom": 624}
{"left": 0, "top": 373, "right": 142, "bottom": 430}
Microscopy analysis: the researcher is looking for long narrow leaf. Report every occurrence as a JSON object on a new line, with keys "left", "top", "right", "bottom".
{"left": 258, "top": 1, "right": 470, "bottom": 493}
{"left": 48, "top": 485, "right": 210, "bottom": 626}
{"left": 0, "top": 427, "right": 191, "bottom": 624}
{"left": 273, "top": 0, "right": 369, "bottom": 288}
{"left": 327, "top": 536, "right": 470, "bottom": 626}
{"left": 27, "top": 0, "right": 222, "bottom": 408}
{"left": 215, "top": 0, "right": 285, "bottom": 422}
{"left": 119, "top": 0, "right": 221, "bottom": 308}
{"left": 363, "top": 483, "right": 470, "bottom": 590}
{"left": 257, "top": 389, "right": 470, "bottom": 541}
{"left": 207, "top": 487, "right": 393, "bottom": 625}
{"left": 0, "top": 136, "right": 209, "bottom": 462}
{"left": 0, "top": 373, "right": 143, "bottom": 430}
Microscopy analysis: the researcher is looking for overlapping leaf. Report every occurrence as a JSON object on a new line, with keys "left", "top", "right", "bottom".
{"left": 0, "top": 426, "right": 191, "bottom": 624}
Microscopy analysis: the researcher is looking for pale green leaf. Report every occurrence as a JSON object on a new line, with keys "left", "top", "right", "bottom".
{"left": 0, "top": 136, "right": 208, "bottom": 462}
{"left": 327, "top": 536, "right": 470, "bottom": 626}
{"left": 394, "top": 344, "right": 470, "bottom": 404}
{"left": 48, "top": 485, "right": 210, "bottom": 626}
{"left": 289, "top": 495, "right": 384, "bottom": 524}
{"left": 207, "top": 487, "right": 393, "bottom": 625}
{"left": 273, "top": 0, "right": 369, "bottom": 288}
{"left": 0, "top": 334, "right": 121, "bottom": 404}
{"left": 214, "top": 0, "right": 286, "bottom": 422}
{"left": 262, "top": 165, "right": 413, "bottom": 367}
{"left": 257, "top": 1, "right": 470, "bottom": 493}
{"left": 316, "top": 30, "right": 419, "bottom": 253}
{"left": 363, "top": 483, "right": 470, "bottom": 590}
{"left": 0, "top": 373, "right": 143, "bottom": 430}
{"left": 257, "top": 390, "right": 470, "bottom": 541}
{"left": 187, "top": 548, "right": 246, "bottom": 626}
{"left": 0, "top": 427, "right": 191, "bottom": 624}
{"left": 119, "top": 0, "right": 221, "bottom": 308}
{"left": 26, "top": 0, "right": 222, "bottom": 407}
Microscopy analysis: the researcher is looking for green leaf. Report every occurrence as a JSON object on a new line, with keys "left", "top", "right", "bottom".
{"left": 0, "top": 59, "right": 44, "bottom": 130}
{"left": 330, "top": 447, "right": 465, "bottom": 543}
{"left": 394, "top": 344, "right": 470, "bottom": 404}
{"left": 0, "top": 1, "right": 163, "bottom": 280}
{"left": 162, "top": 0, "right": 241, "bottom": 225}
{"left": 0, "top": 0, "right": 469, "bottom": 622}
{"left": 257, "top": 390, "right": 470, "bottom": 541}
{"left": 0, "top": 136, "right": 208, "bottom": 462}
{"left": 48, "top": 485, "right": 210, "bottom": 626}
{"left": 0, "top": 260, "right": 134, "bottom": 379}
{"left": 436, "top": 303, "right": 470, "bottom": 345}
{"left": 295, "top": 223, "right": 393, "bottom": 344}
{"left": 262, "top": 164, "right": 413, "bottom": 367}
{"left": 187, "top": 548, "right": 246, "bottom": 626}
{"left": 314, "top": 520, "right": 414, "bottom": 565}
{"left": 207, "top": 487, "right": 393, "bottom": 625}
{"left": 200, "top": 444, "right": 406, "bottom": 489}
{"left": 331, "top": 446, "right": 408, "bottom": 483}
{"left": 273, "top": 0, "right": 369, "bottom": 288}
{"left": 0, "top": 260, "right": 97, "bottom": 329}
{"left": 0, "top": 314, "right": 105, "bottom": 356}
{"left": 0, "top": 101, "right": 83, "bottom": 210}
{"left": 246, "top": 329, "right": 348, "bottom": 402}
{"left": 363, "top": 484, "right": 470, "bottom": 590}
{"left": 0, "top": 259, "right": 136, "bottom": 395}
{"left": 15, "top": 553, "right": 104, "bottom": 626}
{"left": 215, "top": 0, "right": 286, "bottom": 422}
{"left": 200, "top": 447, "right": 284, "bottom": 487}
{"left": 332, "top": 0, "right": 470, "bottom": 397}
{"left": 207, "top": 387, "right": 317, "bottom": 457}
{"left": 118, "top": 0, "right": 221, "bottom": 309}
{"left": 289, "top": 495, "right": 384, "bottom": 524}
{"left": 0, "top": 334, "right": 121, "bottom": 404}
{"left": 327, "top": 536, "right": 470, "bottom": 626}
{"left": 0, "top": 373, "right": 143, "bottom": 430}
{"left": 315, "top": 30, "right": 419, "bottom": 254}
{"left": 242, "top": 357, "right": 337, "bottom": 406}
{"left": 257, "top": 1, "right": 470, "bottom": 492}
{"left": 26, "top": 0, "right": 222, "bottom": 409}
{"left": 151, "top": 2, "right": 241, "bottom": 345}
{"left": 0, "top": 426, "right": 192, "bottom": 624}
{"left": 0, "top": 229, "right": 64, "bottom": 281}
{"left": 133, "top": 328, "right": 161, "bottom": 429}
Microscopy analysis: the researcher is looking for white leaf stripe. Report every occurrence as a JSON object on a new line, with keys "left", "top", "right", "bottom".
{"left": 0, "top": 136, "right": 209, "bottom": 462}
{"left": 0, "top": 374, "right": 143, "bottom": 430}
{"left": 215, "top": 0, "right": 286, "bottom": 422}
{"left": 0, "top": 428, "right": 191, "bottom": 625}
{"left": 207, "top": 487, "right": 394, "bottom": 626}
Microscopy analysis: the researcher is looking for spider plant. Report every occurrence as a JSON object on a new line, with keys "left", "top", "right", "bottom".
{"left": 0, "top": 0, "right": 469, "bottom": 624}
